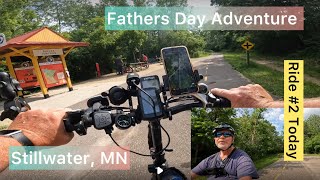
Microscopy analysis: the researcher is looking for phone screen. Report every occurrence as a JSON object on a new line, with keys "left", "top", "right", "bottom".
{"left": 138, "top": 88, "right": 162, "bottom": 119}
{"left": 161, "top": 46, "right": 198, "bottom": 96}
{"left": 140, "top": 76, "right": 160, "bottom": 91}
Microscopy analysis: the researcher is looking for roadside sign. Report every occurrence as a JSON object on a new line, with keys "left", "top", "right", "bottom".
{"left": 0, "top": 33, "right": 7, "bottom": 47}
{"left": 241, "top": 41, "right": 254, "bottom": 51}
{"left": 33, "top": 49, "right": 63, "bottom": 56}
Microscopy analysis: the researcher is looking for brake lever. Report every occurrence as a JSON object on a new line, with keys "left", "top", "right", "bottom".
{"left": 191, "top": 93, "right": 231, "bottom": 108}
{"left": 191, "top": 93, "right": 208, "bottom": 108}
{"left": 207, "top": 93, "right": 231, "bottom": 108}
{"left": 195, "top": 83, "right": 231, "bottom": 107}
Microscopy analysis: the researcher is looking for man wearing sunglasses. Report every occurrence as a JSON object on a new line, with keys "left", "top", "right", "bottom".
{"left": 191, "top": 124, "right": 259, "bottom": 180}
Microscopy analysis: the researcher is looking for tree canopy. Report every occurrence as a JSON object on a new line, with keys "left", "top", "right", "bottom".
{"left": 305, "top": 114, "right": 320, "bottom": 154}
{"left": 1, "top": 0, "right": 318, "bottom": 80}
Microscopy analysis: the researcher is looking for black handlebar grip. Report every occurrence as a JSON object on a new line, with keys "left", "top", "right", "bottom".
{"left": 169, "top": 102, "right": 203, "bottom": 115}
{"left": 0, "top": 107, "right": 20, "bottom": 121}
{"left": 63, "top": 110, "right": 84, "bottom": 132}
{"left": 215, "top": 96, "right": 231, "bottom": 107}
{"left": 207, "top": 93, "right": 231, "bottom": 108}
{"left": 63, "top": 118, "right": 74, "bottom": 132}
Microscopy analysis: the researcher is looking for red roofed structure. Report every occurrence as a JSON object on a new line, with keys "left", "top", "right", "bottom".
{"left": 0, "top": 27, "right": 89, "bottom": 98}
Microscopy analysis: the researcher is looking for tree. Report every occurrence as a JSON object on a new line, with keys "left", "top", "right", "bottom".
{"left": 96, "top": 0, "right": 129, "bottom": 17}
{"left": 156, "top": 0, "right": 187, "bottom": 6}
{"left": 305, "top": 115, "right": 320, "bottom": 138}
{"left": 304, "top": 115, "right": 320, "bottom": 154}
{"left": 62, "top": 0, "right": 97, "bottom": 29}
{"left": 0, "top": 0, "right": 39, "bottom": 39}
{"left": 30, "top": 0, "right": 66, "bottom": 32}
{"left": 99, "top": 0, "right": 128, "bottom": 6}
{"left": 30, "top": 0, "right": 97, "bottom": 32}
{"left": 133, "top": 0, "right": 150, "bottom": 6}
{"left": 116, "top": 31, "right": 147, "bottom": 62}
{"left": 68, "top": 17, "right": 121, "bottom": 80}
{"left": 156, "top": 31, "right": 206, "bottom": 57}
{"left": 207, "top": 0, "right": 320, "bottom": 58}
{"left": 235, "top": 109, "right": 282, "bottom": 159}
{"left": 201, "top": 31, "right": 248, "bottom": 51}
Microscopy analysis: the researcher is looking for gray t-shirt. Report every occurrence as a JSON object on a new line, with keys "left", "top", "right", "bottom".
{"left": 192, "top": 149, "right": 259, "bottom": 179}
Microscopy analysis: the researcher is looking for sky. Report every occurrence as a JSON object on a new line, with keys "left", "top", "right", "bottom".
{"left": 236, "top": 108, "right": 320, "bottom": 133}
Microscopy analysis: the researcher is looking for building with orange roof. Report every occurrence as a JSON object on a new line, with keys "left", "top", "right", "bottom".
{"left": 0, "top": 27, "right": 88, "bottom": 98}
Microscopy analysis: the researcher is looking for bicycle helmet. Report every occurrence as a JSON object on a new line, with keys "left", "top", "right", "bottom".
{"left": 212, "top": 124, "right": 235, "bottom": 136}
{"left": 213, "top": 124, "right": 236, "bottom": 151}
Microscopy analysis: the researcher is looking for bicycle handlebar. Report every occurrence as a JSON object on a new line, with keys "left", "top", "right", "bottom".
{"left": 63, "top": 91, "right": 231, "bottom": 135}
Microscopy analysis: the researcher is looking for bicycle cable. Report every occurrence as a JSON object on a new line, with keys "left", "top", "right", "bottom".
{"left": 108, "top": 81, "right": 172, "bottom": 157}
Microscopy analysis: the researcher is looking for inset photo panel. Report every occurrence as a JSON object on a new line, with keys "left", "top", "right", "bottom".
{"left": 191, "top": 108, "right": 320, "bottom": 180}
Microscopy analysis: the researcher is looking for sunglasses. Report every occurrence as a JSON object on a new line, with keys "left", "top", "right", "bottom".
{"left": 214, "top": 132, "right": 233, "bottom": 138}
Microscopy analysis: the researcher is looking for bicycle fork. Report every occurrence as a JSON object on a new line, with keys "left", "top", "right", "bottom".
{"left": 148, "top": 120, "right": 167, "bottom": 175}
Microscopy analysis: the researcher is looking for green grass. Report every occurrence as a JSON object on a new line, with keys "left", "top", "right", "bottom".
{"left": 305, "top": 153, "right": 320, "bottom": 156}
{"left": 223, "top": 52, "right": 320, "bottom": 98}
{"left": 197, "top": 51, "right": 212, "bottom": 58}
{"left": 254, "top": 154, "right": 282, "bottom": 170}
{"left": 253, "top": 53, "right": 320, "bottom": 79}
{"left": 191, "top": 50, "right": 213, "bottom": 58}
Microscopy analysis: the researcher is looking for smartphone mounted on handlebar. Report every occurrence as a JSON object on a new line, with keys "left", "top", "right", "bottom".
{"left": 140, "top": 75, "right": 161, "bottom": 90}
{"left": 138, "top": 76, "right": 163, "bottom": 120}
{"left": 161, "top": 46, "right": 198, "bottom": 96}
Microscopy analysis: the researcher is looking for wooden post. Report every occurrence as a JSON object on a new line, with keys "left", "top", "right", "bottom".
{"left": 5, "top": 55, "right": 17, "bottom": 79}
{"left": 9, "top": 47, "right": 49, "bottom": 98}
{"left": 5, "top": 56, "right": 23, "bottom": 96}
{"left": 60, "top": 54, "right": 73, "bottom": 91}
{"left": 30, "top": 56, "right": 49, "bottom": 98}
{"left": 246, "top": 50, "right": 250, "bottom": 65}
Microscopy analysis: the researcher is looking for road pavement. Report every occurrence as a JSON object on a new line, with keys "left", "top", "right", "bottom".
{"left": 0, "top": 54, "right": 251, "bottom": 180}
{"left": 258, "top": 155, "right": 320, "bottom": 180}
{"left": 192, "top": 54, "right": 252, "bottom": 89}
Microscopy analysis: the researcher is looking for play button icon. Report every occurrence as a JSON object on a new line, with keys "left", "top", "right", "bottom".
{"left": 156, "top": 167, "right": 163, "bottom": 174}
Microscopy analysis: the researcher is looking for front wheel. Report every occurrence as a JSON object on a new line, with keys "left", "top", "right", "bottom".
{"left": 151, "top": 167, "right": 187, "bottom": 180}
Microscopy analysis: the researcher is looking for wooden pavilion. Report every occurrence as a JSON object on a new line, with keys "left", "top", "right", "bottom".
{"left": 0, "top": 27, "right": 88, "bottom": 98}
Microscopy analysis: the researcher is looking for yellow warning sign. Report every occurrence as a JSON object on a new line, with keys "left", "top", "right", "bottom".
{"left": 241, "top": 41, "right": 254, "bottom": 51}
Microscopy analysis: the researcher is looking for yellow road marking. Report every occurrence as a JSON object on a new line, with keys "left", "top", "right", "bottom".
{"left": 274, "top": 162, "right": 288, "bottom": 180}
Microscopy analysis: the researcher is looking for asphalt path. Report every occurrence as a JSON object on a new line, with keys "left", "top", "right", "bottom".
{"left": 258, "top": 156, "right": 320, "bottom": 180}
{"left": 192, "top": 54, "right": 251, "bottom": 89}
{"left": 0, "top": 54, "right": 251, "bottom": 180}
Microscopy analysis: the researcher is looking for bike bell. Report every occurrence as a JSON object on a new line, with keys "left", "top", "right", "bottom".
{"left": 108, "top": 86, "right": 128, "bottom": 105}
{"left": 126, "top": 73, "right": 140, "bottom": 87}
{"left": 197, "top": 83, "right": 209, "bottom": 94}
